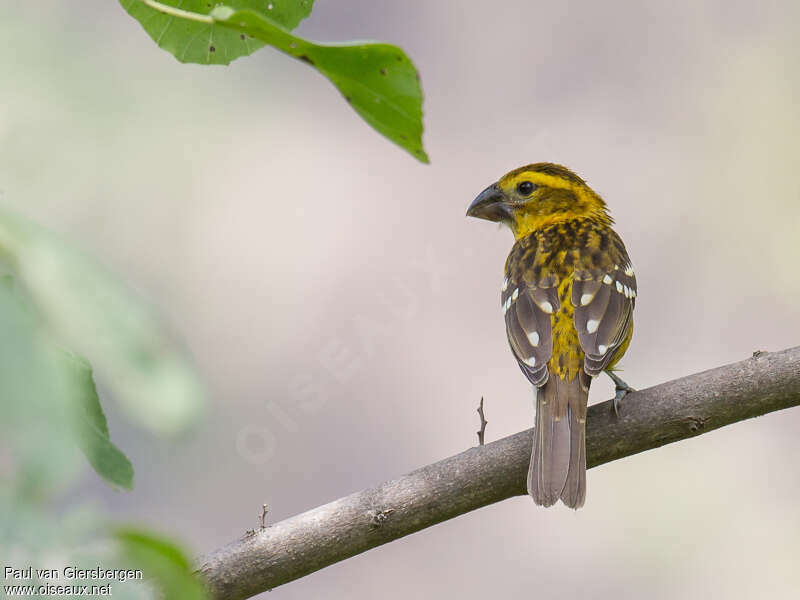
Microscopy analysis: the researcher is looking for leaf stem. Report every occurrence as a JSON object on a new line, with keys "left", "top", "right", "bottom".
{"left": 139, "top": 0, "right": 214, "bottom": 24}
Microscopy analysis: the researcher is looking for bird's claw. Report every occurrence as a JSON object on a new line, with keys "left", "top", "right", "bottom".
{"left": 612, "top": 385, "right": 633, "bottom": 417}
{"left": 606, "top": 371, "right": 635, "bottom": 417}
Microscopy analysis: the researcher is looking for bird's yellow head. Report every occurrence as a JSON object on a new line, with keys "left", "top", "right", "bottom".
{"left": 466, "top": 163, "right": 611, "bottom": 239}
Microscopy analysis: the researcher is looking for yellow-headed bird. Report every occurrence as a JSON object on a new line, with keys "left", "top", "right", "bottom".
{"left": 467, "top": 163, "right": 636, "bottom": 508}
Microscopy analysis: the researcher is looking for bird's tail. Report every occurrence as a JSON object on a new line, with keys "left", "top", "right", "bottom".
{"left": 527, "top": 372, "right": 591, "bottom": 509}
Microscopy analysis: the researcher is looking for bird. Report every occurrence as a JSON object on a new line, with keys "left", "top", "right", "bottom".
{"left": 466, "top": 163, "right": 636, "bottom": 509}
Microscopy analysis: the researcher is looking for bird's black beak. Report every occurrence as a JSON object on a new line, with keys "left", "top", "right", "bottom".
{"left": 466, "top": 183, "right": 510, "bottom": 222}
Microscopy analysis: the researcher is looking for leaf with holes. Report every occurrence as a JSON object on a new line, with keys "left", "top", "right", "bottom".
{"left": 210, "top": 6, "right": 428, "bottom": 161}
{"left": 120, "top": 1, "right": 428, "bottom": 161}
{"left": 119, "top": 0, "right": 314, "bottom": 65}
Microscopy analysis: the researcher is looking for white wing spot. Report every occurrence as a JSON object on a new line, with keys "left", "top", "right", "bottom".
{"left": 624, "top": 265, "right": 634, "bottom": 276}
{"left": 527, "top": 331, "right": 540, "bottom": 346}
{"left": 540, "top": 301, "right": 553, "bottom": 314}
{"left": 502, "top": 297, "right": 511, "bottom": 315}
{"left": 587, "top": 319, "right": 600, "bottom": 334}
{"left": 580, "top": 293, "right": 593, "bottom": 306}
{"left": 598, "top": 344, "right": 608, "bottom": 355}
{"left": 623, "top": 285, "right": 631, "bottom": 298}
{"left": 502, "top": 277, "right": 509, "bottom": 292}
{"left": 512, "top": 288, "right": 519, "bottom": 301}
{"left": 602, "top": 274, "right": 613, "bottom": 285}
{"left": 523, "top": 356, "right": 536, "bottom": 367}
{"left": 616, "top": 281, "right": 624, "bottom": 293}
{"left": 631, "top": 289, "right": 637, "bottom": 298}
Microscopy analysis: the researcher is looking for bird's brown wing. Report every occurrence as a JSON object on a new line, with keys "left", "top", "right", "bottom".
{"left": 571, "top": 235, "right": 636, "bottom": 377}
{"left": 502, "top": 239, "right": 559, "bottom": 387}
{"left": 503, "top": 278, "right": 557, "bottom": 387}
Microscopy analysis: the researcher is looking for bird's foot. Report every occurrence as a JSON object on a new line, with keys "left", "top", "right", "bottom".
{"left": 605, "top": 371, "right": 636, "bottom": 417}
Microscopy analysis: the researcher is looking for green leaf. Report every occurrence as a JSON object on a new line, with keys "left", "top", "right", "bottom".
{"left": 0, "top": 210, "right": 205, "bottom": 436}
{"left": 118, "top": 0, "right": 314, "bottom": 65}
{"left": 0, "top": 273, "right": 134, "bottom": 492}
{"left": 217, "top": 6, "right": 427, "bottom": 161}
{"left": 114, "top": 527, "right": 208, "bottom": 600}
{"left": 63, "top": 352, "right": 135, "bottom": 490}
{"left": 0, "top": 277, "right": 85, "bottom": 500}
{"left": 121, "top": 1, "right": 428, "bottom": 162}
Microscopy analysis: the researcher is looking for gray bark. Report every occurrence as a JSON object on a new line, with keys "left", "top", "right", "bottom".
{"left": 198, "top": 347, "right": 800, "bottom": 599}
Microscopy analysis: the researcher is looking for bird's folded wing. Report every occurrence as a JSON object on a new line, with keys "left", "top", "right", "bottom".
{"left": 502, "top": 274, "right": 557, "bottom": 387}
{"left": 572, "top": 259, "right": 636, "bottom": 377}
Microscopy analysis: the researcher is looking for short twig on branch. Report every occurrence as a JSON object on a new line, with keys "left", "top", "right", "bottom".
{"left": 198, "top": 347, "right": 800, "bottom": 600}
{"left": 476, "top": 397, "right": 488, "bottom": 446}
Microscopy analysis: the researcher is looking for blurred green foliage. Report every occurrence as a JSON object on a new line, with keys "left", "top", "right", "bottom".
{"left": 119, "top": 0, "right": 428, "bottom": 162}
{"left": 3, "top": 1, "right": 427, "bottom": 596}
{"left": 66, "top": 352, "right": 135, "bottom": 490}
{"left": 0, "top": 211, "right": 207, "bottom": 598}
{"left": 115, "top": 528, "right": 209, "bottom": 600}
{"left": 0, "top": 211, "right": 205, "bottom": 436}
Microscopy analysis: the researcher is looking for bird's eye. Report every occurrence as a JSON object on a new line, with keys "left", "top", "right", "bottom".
{"left": 517, "top": 181, "right": 536, "bottom": 195}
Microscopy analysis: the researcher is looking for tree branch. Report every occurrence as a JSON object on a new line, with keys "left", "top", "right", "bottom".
{"left": 198, "top": 347, "right": 800, "bottom": 599}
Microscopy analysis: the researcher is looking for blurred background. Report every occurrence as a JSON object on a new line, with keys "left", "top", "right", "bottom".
{"left": 2, "top": 0, "right": 800, "bottom": 598}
